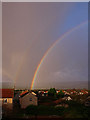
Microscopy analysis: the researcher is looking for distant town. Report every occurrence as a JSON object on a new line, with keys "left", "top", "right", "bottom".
{"left": 0, "top": 87, "right": 90, "bottom": 119}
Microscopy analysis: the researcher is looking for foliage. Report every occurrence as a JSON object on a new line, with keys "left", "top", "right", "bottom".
{"left": 14, "top": 100, "right": 89, "bottom": 118}
{"left": 48, "top": 88, "right": 56, "bottom": 97}
{"left": 25, "top": 105, "right": 38, "bottom": 115}
{"left": 35, "top": 105, "right": 65, "bottom": 116}
{"left": 64, "top": 100, "right": 89, "bottom": 118}
{"left": 57, "top": 90, "right": 64, "bottom": 98}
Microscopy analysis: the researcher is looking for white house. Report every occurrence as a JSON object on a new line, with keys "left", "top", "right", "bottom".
{"left": 62, "top": 96, "right": 72, "bottom": 101}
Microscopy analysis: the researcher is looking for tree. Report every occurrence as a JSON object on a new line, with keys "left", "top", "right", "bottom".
{"left": 48, "top": 88, "right": 56, "bottom": 97}
{"left": 57, "top": 90, "right": 64, "bottom": 98}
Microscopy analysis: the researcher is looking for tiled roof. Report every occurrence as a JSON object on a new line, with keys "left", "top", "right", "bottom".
{"left": 20, "top": 91, "right": 29, "bottom": 98}
{"left": 20, "top": 91, "right": 37, "bottom": 98}
{"left": 0, "top": 89, "right": 14, "bottom": 98}
{"left": 32, "top": 92, "right": 36, "bottom": 96}
{"left": 53, "top": 98, "right": 62, "bottom": 104}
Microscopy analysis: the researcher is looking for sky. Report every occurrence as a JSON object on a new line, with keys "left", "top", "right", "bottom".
{"left": 2, "top": 2, "right": 88, "bottom": 89}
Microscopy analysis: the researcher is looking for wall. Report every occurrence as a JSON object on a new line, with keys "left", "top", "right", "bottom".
{"left": 20, "top": 93, "right": 37, "bottom": 109}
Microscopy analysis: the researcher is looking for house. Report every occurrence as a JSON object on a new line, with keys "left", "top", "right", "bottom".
{"left": 53, "top": 98, "right": 62, "bottom": 104}
{"left": 62, "top": 96, "right": 72, "bottom": 101}
{"left": 0, "top": 89, "right": 14, "bottom": 110}
{"left": 19, "top": 90, "right": 38, "bottom": 109}
{"left": 85, "top": 96, "right": 90, "bottom": 107}
{"left": 13, "top": 91, "right": 22, "bottom": 105}
{"left": 66, "top": 96, "right": 72, "bottom": 101}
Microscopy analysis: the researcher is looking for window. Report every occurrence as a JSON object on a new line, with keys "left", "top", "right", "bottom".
{"left": 3, "top": 99, "right": 7, "bottom": 104}
{"left": 29, "top": 98, "right": 32, "bottom": 101}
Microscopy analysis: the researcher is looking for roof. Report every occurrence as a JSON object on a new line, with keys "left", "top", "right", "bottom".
{"left": 20, "top": 91, "right": 37, "bottom": 98}
{"left": 86, "top": 96, "right": 90, "bottom": 101}
{"left": 20, "top": 91, "right": 29, "bottom": 98}
{"left": 53, "top": 98, "right": 62, "bottom": 104}
{"left": 0, "top": 89, "right": 14, "bottom": 98}
{"left": 32, "top": 92, "right": 36, "bottom": 96}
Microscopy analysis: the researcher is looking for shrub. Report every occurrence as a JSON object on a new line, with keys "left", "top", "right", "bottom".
{"left": 48, "top": 88, "right": 56, "bottom": 97}
{"left": 25, "top": 105, "right": 38, "bottom": 115}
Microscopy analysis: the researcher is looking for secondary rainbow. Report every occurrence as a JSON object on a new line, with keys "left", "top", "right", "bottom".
{"left": 30, "top": 21, "right": 87, "bottom": 90}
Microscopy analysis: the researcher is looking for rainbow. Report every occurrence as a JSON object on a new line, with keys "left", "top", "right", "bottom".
{"left": 30, "top": 21, "right": 87, "bottom": 90}
{"left": 14, "top": 12, "right": 58, "bottom": 85}
{"left": 14, "top": 52, "right": 27, "bottom": 87}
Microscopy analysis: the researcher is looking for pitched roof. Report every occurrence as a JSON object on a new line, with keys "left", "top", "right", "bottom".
{"left": 53, "top": 98, "right": 62, "bottom": 104}
{"left": 20, "top": 91, "right": 37, "bottom": 98}
{"left": 0, "top": 89, "right": 14, "bottom": 98}
{"left": 20, "top": 91, "right": 29, "bottom": 98}
{"left": 32, "top": 92, "right": 36, "bottom": 96}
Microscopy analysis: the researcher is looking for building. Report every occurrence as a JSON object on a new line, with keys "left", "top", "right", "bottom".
{"left": 85, "top": 96, "right": 90, "bottom": 107}
{"left": 13, "top": 91, "right": 22, "bottom": 102}
{"left": 19, "top": 90, "right": 38, "bottom": 109}
{"left": 62, "top": 96, "right": 72, "bottom": 101}
{"left": 0, "top": 89, "right": 14, "bottom": 110}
